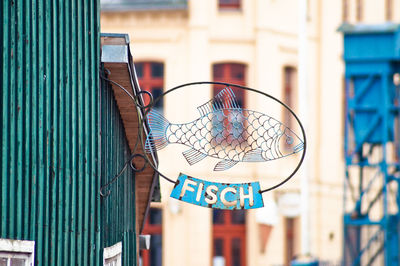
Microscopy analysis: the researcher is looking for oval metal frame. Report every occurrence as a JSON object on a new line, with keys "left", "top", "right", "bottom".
{"left": 137, "top": 81, "right": 307, "bottom": 194}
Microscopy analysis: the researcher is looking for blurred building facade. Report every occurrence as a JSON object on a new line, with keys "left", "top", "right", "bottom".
{"left": 100, "top": 0, "right": 400, "bottom": 265}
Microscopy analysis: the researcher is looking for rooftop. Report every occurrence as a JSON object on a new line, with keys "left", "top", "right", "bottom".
{"left": 101, "top": 0, "right": 188, "bottom": 12}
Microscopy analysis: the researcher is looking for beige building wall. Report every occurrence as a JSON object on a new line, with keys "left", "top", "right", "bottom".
{"left": 101, "top": 0, "right": 398, "bottom": 265}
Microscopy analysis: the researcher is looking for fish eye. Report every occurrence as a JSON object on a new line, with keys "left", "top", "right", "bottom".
{"left": 286, "top": 136, "right": 293, "bottom": 145}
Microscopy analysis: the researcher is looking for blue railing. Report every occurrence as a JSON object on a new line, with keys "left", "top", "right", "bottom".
{"left": 101, "top": 0, "right": 188, "bottom": 11}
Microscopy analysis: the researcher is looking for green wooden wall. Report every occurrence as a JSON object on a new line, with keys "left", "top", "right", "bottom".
{"left": 0, "top": 0, "right": 137, "bottom": 265}
{"left": 100, "top": 75, "right": 136, "bottom": 266}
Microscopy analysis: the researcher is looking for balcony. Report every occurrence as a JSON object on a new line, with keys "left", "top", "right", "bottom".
{"left": 101, "top": 0, "right": 188, "bottom": 12}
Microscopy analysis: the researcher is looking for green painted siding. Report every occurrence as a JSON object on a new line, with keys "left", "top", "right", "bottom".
{"left": 100, "top": 71, "right": 136, "bottom": 265}
{"left": 1, "top": 0, "right": 137, "bottom": 265}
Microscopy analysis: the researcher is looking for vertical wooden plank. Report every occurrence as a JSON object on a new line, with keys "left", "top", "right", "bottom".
{"left": 29, "top": 0, "right": 38, "bottom": 245}
{"left": 50, "top": 0, "right": 58, "bottom": 263}
{"left": 43, "top": 0, "right": 52, "bottom": 263}
{"left": 36, "top": 0, "right": 45, "bottom": 263}
{"left": 8, "top": 0, "right": 16, "bottom": 239}
{"left": 15, "top": 0, "right": 24, "bottom": 240}
{"left": 23, "top": 0, "right": 32, "bottom": 240}
{"left": 63, "top": 0, "right": 72, "bottom": 264}
{"left": 82, "top": 1, "right": 90, "bottom": 264}
{"left": 70, "top": 0, "right": 77, "bottom": 263}
{"left": 57, "top": 0, "right": 65, "bottom": 264}
{"left": 88, "top": 1, "right": 99, "bottom": 264}
{"left": 76, "top": 0, "right": 84, "bottom": 263}
{"left": 1, "top": 0, "right": 10, "bottom": 238}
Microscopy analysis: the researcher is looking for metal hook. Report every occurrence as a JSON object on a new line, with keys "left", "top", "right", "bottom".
{"left": 100, "top": 187, "right": 111, "bottom": 198}
{"left": 99, "top": 153, "right": 142, "bottom": 198}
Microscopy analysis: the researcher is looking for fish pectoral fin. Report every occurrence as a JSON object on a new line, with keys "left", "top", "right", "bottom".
{"left": 214, "top": 160, "right": 239, "bottom": 171}
{"left": 243, "top": 148, "right": 264, "bottom": 162}
{"left": 182, "top": 148, "right": 207, "bottom": 166}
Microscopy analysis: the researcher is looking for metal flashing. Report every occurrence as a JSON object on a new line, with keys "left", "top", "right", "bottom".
{"left": 101, "top": 33, "right": 130, "bottom": 44}
{"left": 102, "top": 45, "right": 129, "bottom": 63}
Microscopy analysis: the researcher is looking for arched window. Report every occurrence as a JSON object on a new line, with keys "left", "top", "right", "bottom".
{"left": 135, "top": 62, "right": 164, "bottom": 113}
{"left": 213, "top": 63, "right": 246, "bottom": 107}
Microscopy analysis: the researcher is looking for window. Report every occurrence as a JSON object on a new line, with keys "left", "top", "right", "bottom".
{"left": 135, "top": 62, "right": 164, "bottom": 113}
{"left": 104, "top": 242, "right": 122, "bottom": 266}
{"left": 213, "top": 63, "right": 245, "bottom": 107}
{"left": 212, "top": 63, "right": 247, "bottom": 145}
{"left": 140, "top": 208, "right": 162, "bottom": 266}
{"left": 219, "top": 0, "right": 241, "bottom": 10}
{"left": 282, "top": 67, "right": 297, "bottom": 129}
{"left": 213, "top": 210, "right": 246, "bottom": 266}
{"left": 0, "top": 239, "right": 35, "bottom": 266}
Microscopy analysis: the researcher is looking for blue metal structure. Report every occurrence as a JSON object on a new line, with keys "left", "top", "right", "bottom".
{"left": 340, "top": 23, "right": 400, "bottom": 266}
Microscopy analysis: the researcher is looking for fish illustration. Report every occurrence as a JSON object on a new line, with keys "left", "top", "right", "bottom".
{"left": 144, "top": 87, "right": 304, "bottom": 171}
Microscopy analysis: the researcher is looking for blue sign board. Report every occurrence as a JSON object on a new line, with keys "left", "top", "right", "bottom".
{"left": 170, "top": 173, "right": 264, "bottom": 209}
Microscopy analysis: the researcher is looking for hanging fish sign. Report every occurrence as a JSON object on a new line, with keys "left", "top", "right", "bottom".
{"left": 140, "top": 82, "right": 306, "bottom": 210}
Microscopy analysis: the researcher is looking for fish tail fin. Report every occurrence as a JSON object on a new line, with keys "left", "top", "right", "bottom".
{"left": 145, "top": 110, "right": 170, "bottom": 153}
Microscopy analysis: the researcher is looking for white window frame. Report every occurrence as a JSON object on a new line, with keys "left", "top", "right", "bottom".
{"left": 0, "top": 238, "right": 35, "bottom": 266}
{"left": 103, "top": 241, "right": 122, "bottom": 266}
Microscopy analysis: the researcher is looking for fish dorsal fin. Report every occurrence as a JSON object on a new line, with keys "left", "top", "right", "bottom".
{"left": 197, "top": 87, "right": 241, "bottom": 116}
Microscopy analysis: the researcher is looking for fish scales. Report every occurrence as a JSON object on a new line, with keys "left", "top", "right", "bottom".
{"left": 145, "top": 87, "right": 304, "bottom": 171}
{"left": 165, "top": 109, "right": 284, "bottom": 162}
